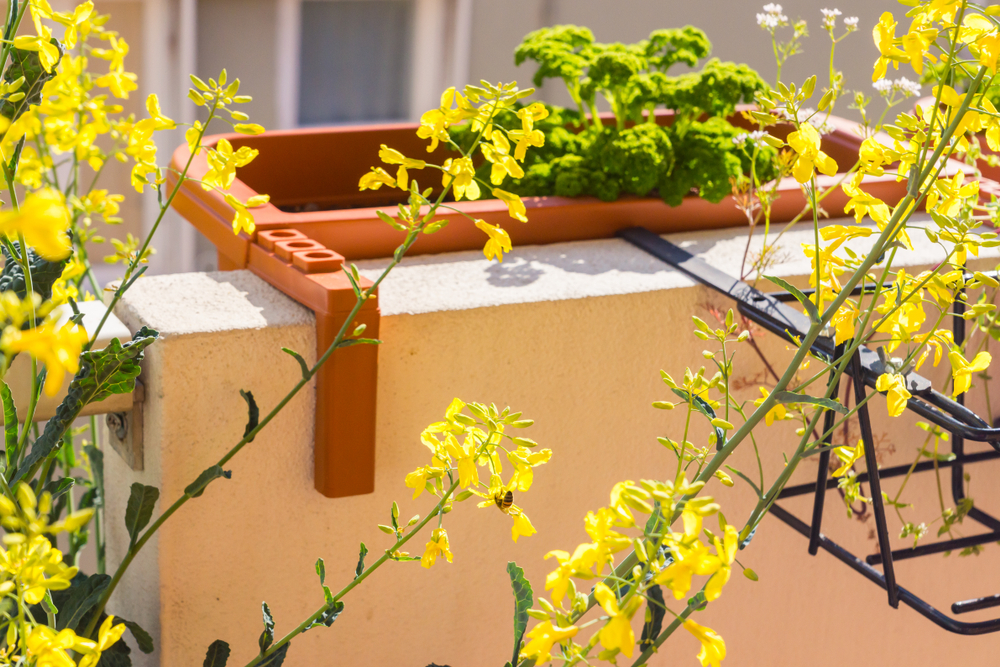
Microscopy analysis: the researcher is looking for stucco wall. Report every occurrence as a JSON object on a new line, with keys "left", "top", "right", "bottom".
{"left": 105, "top": 220, "right": 1000, "bottom": 666}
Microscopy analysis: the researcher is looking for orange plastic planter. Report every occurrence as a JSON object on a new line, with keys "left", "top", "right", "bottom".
{"left": 167, "top": 111, "right": 910, "bottom": 499}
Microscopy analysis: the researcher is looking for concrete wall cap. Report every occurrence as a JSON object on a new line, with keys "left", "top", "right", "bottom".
{"left": 115, "top": 271, "right": 314, "bottom": 336}
{"left": 355, "top": 214, "right": 986, "bottom": 317}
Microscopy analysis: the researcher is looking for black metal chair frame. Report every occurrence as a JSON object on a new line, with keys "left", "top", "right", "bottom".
{"left": 618, "top": 226, "right": 1000, "bottom": 635}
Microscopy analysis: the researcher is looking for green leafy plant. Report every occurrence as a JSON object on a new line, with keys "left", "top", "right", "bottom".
{"left": 451, "top": 25, "right": 778, "bottom": 205}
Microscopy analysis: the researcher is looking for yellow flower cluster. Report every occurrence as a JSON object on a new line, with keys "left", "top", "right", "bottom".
{"left": 401, "top": 398, "right": 549, "bottom": 566}
{"left": 761, "top": 4, "right": 1000, "bottom": 418}
{"left": 521, "top": 476, "right": 734, "bottom": 665}
{"left": 360, "top": 82, "right": 543, "bottom": 262}
{"left": 0, "top": 481, "right": 123, "bottom": 667}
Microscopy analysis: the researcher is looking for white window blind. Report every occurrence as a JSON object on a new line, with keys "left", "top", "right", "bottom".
{"left": 298, "top": 0, "right": 413, "bottom": 124}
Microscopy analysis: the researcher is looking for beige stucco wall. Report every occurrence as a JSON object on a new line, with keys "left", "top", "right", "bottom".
{"left": 104, "top": 221, "right": 1000, "bottom": 666}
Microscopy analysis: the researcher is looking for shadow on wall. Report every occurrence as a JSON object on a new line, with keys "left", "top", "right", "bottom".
{"left": 483, "top": 235, "right": 733, "bottom": 287}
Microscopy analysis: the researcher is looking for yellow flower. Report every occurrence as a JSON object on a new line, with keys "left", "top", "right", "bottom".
{"left": 949, "top": 349, "right": 991, "bottom": 397}
{"left": 25, "top": 626, "right": 92, "bottom": 667}
{"left": 872, "top": 12, "right": 906, "bottom": 82}
{"left": 475, "top": 219, "right": 512, "bottom": 262}
{"left": 683, "top": 620, "right": 727, "bottom": 667}
{"left": 900, "top": 21, "right": 938, "bottom": 76}
{"left": 654, "top": 538, "right": 720, "bottom": 600}
{"left": 144, "top": 94, "right": 176, "bottom": 130}
{"left": 753, "top": 387, "right": 786, "bottom": 426}
{"left": 829, "top": 300, "right": 859, "bottom": 345}
{"left": 520, "top": 620, "right": 578, "bottom": 664}
{"left": 493, "top": 188, "right": 528, "bottom": 223}
{"left": 3, "top": 320, "right": 88, "bottom": 397}
{"left": 787, "top": 123, "right": 838, "bottom": 183}
{"left": 78, "top": 615, "right": 127, "bottom": 667}
{"left": 359, "top": 167, "right": 396, "bottom": 191}
{"left": 0, "top": 189, "right": 71, "bottom": 260}
{"left": 832, "top": 440, "right": 864, "bottom": 477}
{"left": 442, "top": 156, "right": 480, "bottom": 201}
{"left": 506, "top": 446, "right": 552, "bottom": 491}
{"left": 201, "top": 138, "right": 258, "bottom": 192}
{"left": 511, "top": 510, "right": 536, "bottom": 542}
{"left": 420, "top": 527, "right": 453, "bottom": 569}
{"left": 378, "top": 144, "right": 426, "bottom": 170}
{"left": 481, "top": 131, "right": 524, "bottom": 185}
{"left": 842, "top": 181, "right": 889, "bottom": 225}
{"left": 224, "top": 193, "right": 270, "bottom": 235}
{"left": 875, "top": 372, "right": 911, "bottom": 417}
{"left": 705, "top": 525, "right": 738, "bottom": 601}
{"left": 13, "top": 12, "right": 60, "bottom": 73}
{"left": 594, "top": 582, "right": 643, "bottom": 658}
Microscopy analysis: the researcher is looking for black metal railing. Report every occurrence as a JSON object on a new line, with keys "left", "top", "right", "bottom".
{"left": 618, "top": 226, "right": 1000, "bottom": 635}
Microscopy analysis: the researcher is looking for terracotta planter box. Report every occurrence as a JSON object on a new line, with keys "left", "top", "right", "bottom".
{"left": 167, "top": 111, "right": 909, "bottom": 500}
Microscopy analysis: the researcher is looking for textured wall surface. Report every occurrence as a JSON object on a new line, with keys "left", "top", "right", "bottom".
{"left": 107, "top": 223, "right": 1000, "bottom": 666}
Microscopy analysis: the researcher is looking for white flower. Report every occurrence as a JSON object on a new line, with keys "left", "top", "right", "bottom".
{"left": 844, "top": 16, "right": 859, "bottom": 29}
{"left": 873, "top": 77, "right": 922, "bottom": 98}
{"left": 757, "top": 3, "right": 789, "bottom": 30}
{"left": 822, "top": 8, "right": 841, "bottom": 29}
{"left": 733, "top": 130, "right": 769, "bottom": 148}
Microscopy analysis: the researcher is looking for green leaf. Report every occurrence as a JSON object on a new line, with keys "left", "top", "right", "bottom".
{"left": 281, "top": 348, "right": 310, "bottom": 379}
{"left": 355, "top": 543, "right": 368, "bottom": 579}
{"left": 15, "top": 327, "right": 158, "bottom": 482}
{"left": 315, "top": 557, "right": 326, "bottom": 586}
{"left": 304, "top": 600, "right": 343, "bottom": 632}
{"left": 240, "top": 390, "right": 259, "bottom": 442}
{"left": 640, "top": 585, "right": 666, "bottom": 647}
{"left": 56, "top": 574, "right": 110, "bottom": 631}
{"left": 185, "top": 465, "right": 231, "bottom": 498}
{"left": 507, "top": 562, "right": 533, "bottom": 666}
{"left": 0, "top": 242, "right": 67, "bottom": 306}
{"left": 124, "top": 483, "right": 159, "bottom": 543}
{"left": 772, "top": 391, "right": 847, "bottom": 414}
{"left": 259, "top": 602, "right": 275, "bottom": 654}
{"left": 0, "top": 44, "right": 62, "bottom": 124}
{"left": 83, "top": 444, "right": 104, "bottom": 511}
{"left": 43, "top": 477, "right": 74, "bottom": 500}
{"left": 120, "top": 618, "right": 155, "bottom": 654}
{"left": 258, "top": 643, "right": 290, "bottom": 667}
{"left": 764, "top": 275, "right": 818, "bottom": 322}
{"left": 203, "top": 640, "right": 231, "bottom": 667}
{"left": 1, "top": 380, "right": 16, "bottom": 468}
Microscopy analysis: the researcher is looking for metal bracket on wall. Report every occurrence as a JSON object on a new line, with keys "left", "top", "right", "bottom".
{"left": 618, "top": 226, "right": 1000, "bottom": 635}
{"left": 106, "top": 380, "right": 145, "bottom": 471}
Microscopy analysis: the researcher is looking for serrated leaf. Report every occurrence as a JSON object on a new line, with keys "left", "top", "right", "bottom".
{"left": 124, "top": 483, "right": 159, "bottom": 543}
{"left": 185, "top": 465, "right": 231, "bottom": 498}
{"left": 258, "top": 643, "right": 289, "bottom": 667}
{"left": 764, "top": 275, "right": 818, "bottom": 322}
{"left": 640, "top": 584, "right": 666, "bottom": 647}
{"left": 507, "top": 562, "right": 533, "bottom": 666}
{"left": 282, "top": 348, "right": 310, "bottom": 379}
{"left": 259, "top": 602, "right": 275, "bottom": 654}
{"left": 15, "top": 327, "right": 158, "bottom": 482}
{"left": 771, "top": 391, "right": 847, "bottom": 414}
{"left": 56, "top": 574, "right": 110, "bottom": 631}
{"left": 355, "top": 543, "right": 368, "bottom": 579}
{"left": 240, "top": 390, "right": 259, "bottom": 442}
{"left": 203, "top": 640, "right": 231, "bottom": 667}
{"left": 121, "top": 618, "right": 154, "bottom": 653}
